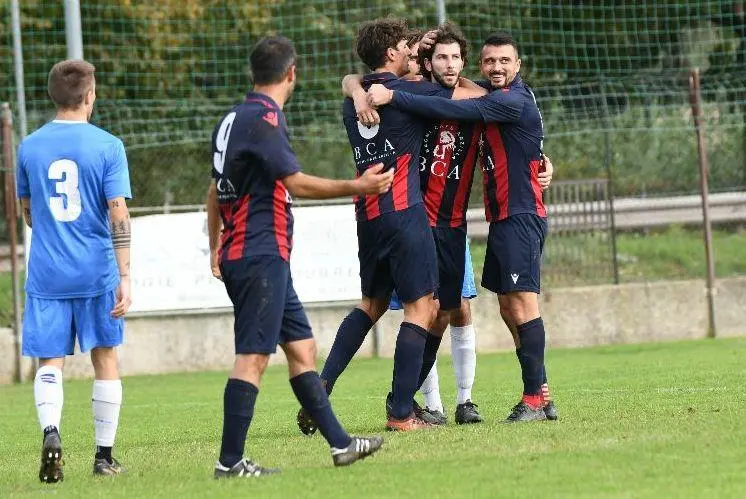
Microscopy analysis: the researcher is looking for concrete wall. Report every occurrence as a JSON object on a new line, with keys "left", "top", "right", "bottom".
{"left": 2, "top": 277, "right": 744, "bottom": 383}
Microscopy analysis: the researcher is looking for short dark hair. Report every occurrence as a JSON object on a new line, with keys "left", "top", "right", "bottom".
{"left": 47, "top": 60, "right": 95, "bottom": 109}
{"left": 482, "top": 32, "right": 520, "bottom": 58}
{"left": 250, "top": 36, "right": 297, "bottom": 85}
{"left": 356, "top": 17, "right": 409, "bottom": 71}
{"left": 406, "top": 29, "right": 423, "bottom": 49}
{"left": 418, "top": 23, "right": 468, "bottom": 80}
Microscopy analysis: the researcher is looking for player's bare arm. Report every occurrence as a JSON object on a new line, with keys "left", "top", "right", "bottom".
{"left": 342, "top": 74, "right": 380, "bottom": 127}
{"left": 206, "top": 180, "right": 222, "bottom": 281}
{"left": 20, "top": 198, "right": 31, "bottom": 228}
{"left": 108, "top": 197, "right": 131, "bottom": 318}
{"left": 539, "top": 154, "right": 554, "bottom": 191}
{"left": 282, "top": 163, "right": 393, "bottom": 199}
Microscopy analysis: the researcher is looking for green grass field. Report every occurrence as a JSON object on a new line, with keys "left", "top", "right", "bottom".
{"left": 1, "top": 338, "right": 745, "bottom": 498}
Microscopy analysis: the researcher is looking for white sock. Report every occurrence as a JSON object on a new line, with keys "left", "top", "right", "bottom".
{"left": 419, "top": 359, "right": 443, "bottom": 413}
{"left": 92, "top": 379, "right": 122, "bottom": 448}
{"left": 34, "top": 366, "right": 64, "bottom": 432}
{"left": 451, "top": 324, "right": 477, "bottom": 405}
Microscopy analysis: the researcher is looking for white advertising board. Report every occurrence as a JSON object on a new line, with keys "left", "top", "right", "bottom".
{"left": 129, "top": 204, "right": 360, "bottom": 313}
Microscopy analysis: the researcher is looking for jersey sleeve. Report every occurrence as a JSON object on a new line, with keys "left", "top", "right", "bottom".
{"left": 16, "top": 142, "right": 30, "bottom": 199}
{"left": 474, "top": 90, "right": 525, "bottom": 123}
{"left": 103, "top": 139, "right": 133, "bottom": 200}
{"left": 391, "top": 91, "right": 483, "bottom": 121}
{"left": 252, "top": 117, "right": 302, "bottom": 181}
{"left": 391, "top": 89, "right": 524, "bottom": 123}
{"left": 397, "top": 79, "right": 454, "bottom": 98}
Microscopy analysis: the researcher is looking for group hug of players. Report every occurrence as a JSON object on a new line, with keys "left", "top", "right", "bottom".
{"left": 19, "top": 17, "right": 557, "bottom": 483}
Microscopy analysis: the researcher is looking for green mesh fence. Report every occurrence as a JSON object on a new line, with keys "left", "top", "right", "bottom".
{"left": 1, "top": 0, "right": 745, "bottom": 206}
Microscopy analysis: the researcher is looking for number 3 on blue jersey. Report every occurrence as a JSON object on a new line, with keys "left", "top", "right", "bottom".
{"left": 48, "top": 159, "right": 82, "bottom": 222}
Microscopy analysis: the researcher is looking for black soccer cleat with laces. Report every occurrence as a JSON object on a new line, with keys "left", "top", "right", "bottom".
{"left": 504, "top": 401, "right": 548, "bottom": 423}
{"left": 93, "top": 456, "right": 124, "bottom": 476}
{"left": 544, "top": 400, "right": 559, "bottom": 421}
{"left": 455, "top": 400, "right": 483, "bottom": 424}
{"left": 39, "top": 429, "right": 64, "bottom": 484}
{"left": 214, "top": 458, "right": 281, "bottom": 478}
{"left": 297, "top": 407, "right": 318, "bottom": 436}
{"left": 413, "top": 400, "right": 447, "bottom": 425}
{"left": 331, "top": 436, "right": 384, "bottom": 467}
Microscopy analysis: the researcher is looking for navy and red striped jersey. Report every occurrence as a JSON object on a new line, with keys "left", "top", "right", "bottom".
{"left": 210, "top": 92, "right": 299, "bottom": 263}
{"left": 343, "top": 72, "right": 453, "bottom": 222}
{"left": 391, "top": 74, "right": 546, "bottom": 222}
{"left": 419, "top": 120, "right": 483, "bottom": 228}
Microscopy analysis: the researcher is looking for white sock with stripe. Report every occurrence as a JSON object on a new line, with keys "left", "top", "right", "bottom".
{"left": 34, "top": 365, "right": 64, "bottom": 432}
{"left": 92, "top": 379, "right": 122, "bottom": 448}
{"left": 451, "top": 324, "right": 477, "bottom": 405}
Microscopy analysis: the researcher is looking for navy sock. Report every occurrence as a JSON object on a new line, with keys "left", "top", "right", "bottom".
{"left": 517, "top": 318, "right": 545, "bottom": 396}
{"left": 518, "top": 346, "right": 547, "bottom": 384}
{"left": 391, "top": 322, "right": 428, "bottom": 419}
{"left": 417, "top": 333, "right": 443, "bottom": 390}
{"left": 219, "top": 378, "right": 258, "bottom": 468}
{"left": 320, "top": 308, "right": 373, "bottom": 395}
{"left": 290, "top": 371, "right": 351, "bottom": 449}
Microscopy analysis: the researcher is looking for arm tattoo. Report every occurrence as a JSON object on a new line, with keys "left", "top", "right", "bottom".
{"left": 120, "top": 260, "right": 131, "bottom": 277}
{"left": 24, "top": 207, "right": 32, "bottom": 228}
{"left": 110, "top": 217, "right": 131, "bottom": 249}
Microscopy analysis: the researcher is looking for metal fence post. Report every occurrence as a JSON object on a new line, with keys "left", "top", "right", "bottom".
{"left": 689, "top": 69, "right": 717, "bottom": 339}
{"left": 436, "top": 0, "right": 446, "bottom": 24}
{"left": 10, "top": 0, "right": 28, "bottom": 138}
{"left": 2, "top": 103, "right": 23, "bottom": 383}
{"left": 599, "top": 77, "right": 620, "bottom": 284}
{"left": 64, "top": 0, "right": 84, "bottom": 59}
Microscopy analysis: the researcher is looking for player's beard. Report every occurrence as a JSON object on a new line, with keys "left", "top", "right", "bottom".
{"left": 432, "top": 70, "right": 459, "bottom": 89}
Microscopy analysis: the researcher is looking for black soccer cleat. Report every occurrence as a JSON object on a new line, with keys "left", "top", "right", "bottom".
{"left": 455, "top": 400, "right": 484, "bottom": 425}
{"left": 214, "top": 458, "right": 281, "bottom": 478}
{"left": 331, "top": 436, "right": 384, "bottom": 467}
{"left": 39, "top": 429, "right": 64, "bottom": 484}
{"left": 297, "top": 407, "right": 318, "bottom": 436}
{"left": 504, "top": 401, "right": 548, "bottom": 423}
{"left": 415, "top": 401, "right": 447, "bottom": 425}
{"left": 544, "top": 400, "right": 559, "bottom": 421}
{"left": 93, "top": 456, "right": 124, "bottom": 476}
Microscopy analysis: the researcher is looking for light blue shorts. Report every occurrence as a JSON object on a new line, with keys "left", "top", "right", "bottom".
{"left": 389, "top": 237, "right": 478, "bottom": 310}
{"left": 22, "top": 290, "right": 124, "bottom": 358}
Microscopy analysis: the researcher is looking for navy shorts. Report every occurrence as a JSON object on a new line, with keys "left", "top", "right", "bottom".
{"left": 482, "top": 213, "right": 547, "bottom": 295}
{"left": 357, "top": 205, "right": 437, "bottom": 304}
{"left": 432, "top": 226, "right": 467, "bottom": 310}
{"left": 220, "top": 256, "right": 313, "bottom": 354}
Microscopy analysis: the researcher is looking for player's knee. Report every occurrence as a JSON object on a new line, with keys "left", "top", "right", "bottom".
{"left": 450, "top": 299, "right": 471, "bottom": 327}
{"left": 358, "top": 296, "right": 388, "bottom": 322}
{"left": 90, "top": 347, "right": 119, "bottom": 379}
{"left": 505, "top": 293, "right": 540, "bottom": 325}
{"left": 431, "top": 308, "right": 449, "bottom": 336}
{"left": 234, "top": 353, "right": 270, "bottom": 379}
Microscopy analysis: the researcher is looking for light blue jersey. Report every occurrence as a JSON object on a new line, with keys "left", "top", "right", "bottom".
{"left": 17, "top": 120, "right": 132, "bottom": 299}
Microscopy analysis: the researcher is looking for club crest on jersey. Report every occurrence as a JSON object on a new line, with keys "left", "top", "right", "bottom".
{"left": 420, "top": 121, "right": 467, "bottom": 180}
{"left": 357, "top": 121, "right": 379, "bottom": 140}
{"left": 262, "top": 111, "right": 279, "bottom": 127}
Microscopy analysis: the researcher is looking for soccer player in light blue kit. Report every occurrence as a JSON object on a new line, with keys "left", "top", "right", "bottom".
{"left": 17, "top": 60, "right": 132, "bottom": 483}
